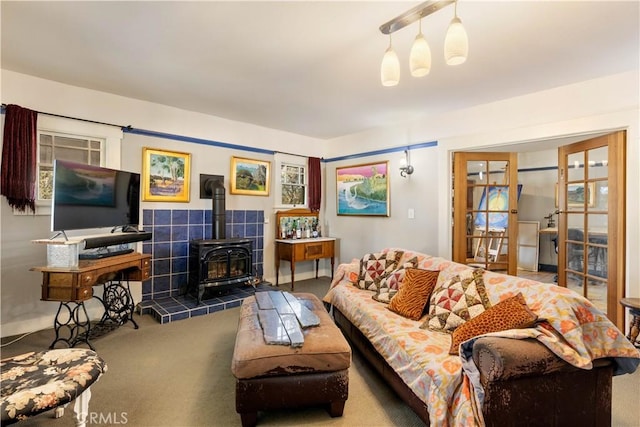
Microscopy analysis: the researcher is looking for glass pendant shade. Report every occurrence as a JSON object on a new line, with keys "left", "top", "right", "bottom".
{"left": 444, "top": 16, "right": 468, "bottom": 65}
{"left": 381, "top": 43, "right": 400, "bottom": 87}
{"left": 410, "top": 33, "right": 431, "bottom": 77}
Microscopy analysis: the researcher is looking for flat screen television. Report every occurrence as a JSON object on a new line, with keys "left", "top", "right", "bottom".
{"left": 51, "top": 160, "right": 141, "bottom": 233}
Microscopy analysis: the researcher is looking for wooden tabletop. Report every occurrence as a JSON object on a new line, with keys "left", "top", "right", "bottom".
{"left": 620, "top": 298, "right": 640, "bottom": 310}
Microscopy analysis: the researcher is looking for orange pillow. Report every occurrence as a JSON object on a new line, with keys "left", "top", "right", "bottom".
{"left": 449, "top": 292, "right": 537, "bottom": 354}
{"left": 387, "top": 269, "right": 440, "bottom": 321}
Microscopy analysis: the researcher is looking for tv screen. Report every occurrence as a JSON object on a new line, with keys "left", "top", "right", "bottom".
{"left": 51, "top": 160, "right": 141, "bottom": 232}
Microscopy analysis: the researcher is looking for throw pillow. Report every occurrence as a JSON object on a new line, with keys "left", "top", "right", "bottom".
{"left": 387, "top": 269, "right": 440, "bottom": 320}
{"left": 376, "top": 256, "right": 419, "bottom": 293}
{"left": 449, "top": 292, "right": 537, "bottom": 354}
{"left": 420, "top": 268, "right": 491, "bottom": 333}
{"left": 372, "top": 289, "right": 397, "bottom": 304}
{"left": 357, "top": 250, "right": 403, "bottom": 291}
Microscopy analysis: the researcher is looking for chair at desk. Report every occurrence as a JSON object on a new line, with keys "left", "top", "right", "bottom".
{"left": 588, "top": 234, "right": 608, "bottom": 277}
{"left": 567, "top": 228, "right": 585, "bottom": 272}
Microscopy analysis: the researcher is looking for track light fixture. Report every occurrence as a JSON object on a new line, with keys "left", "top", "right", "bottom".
{"left": 380, "top": 0, "right": 468, "bottom": 86}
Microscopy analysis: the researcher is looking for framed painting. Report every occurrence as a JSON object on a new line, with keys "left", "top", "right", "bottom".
{"left": 336, "top": 161, "right": 389, "bottom": 216}
{"left": 474, "top": 184, "right": 523, "bottom": 229}
{"left": 142, "top": 147, "right": 191, "bottom": 202}
{"left": 555, "top": 182, "right": 595, "bottom": 207}
{"left": 230, "top": 156, "right": 270, "bottom": 196}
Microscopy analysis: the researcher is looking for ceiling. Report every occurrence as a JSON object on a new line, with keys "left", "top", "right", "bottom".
{"left": 2, "top": 1, "right": 639, "bottom": 140}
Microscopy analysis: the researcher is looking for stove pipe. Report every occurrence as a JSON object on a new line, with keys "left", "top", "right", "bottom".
{"left": 208, "top": 179, "right": 226, "bottom": 240}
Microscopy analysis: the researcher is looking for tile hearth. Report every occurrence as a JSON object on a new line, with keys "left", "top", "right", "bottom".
{"left": 138, "top": 282, "right": 272, "bottom": 324}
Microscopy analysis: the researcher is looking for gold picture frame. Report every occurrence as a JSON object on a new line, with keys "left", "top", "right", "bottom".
{"left": 230, "top": 156, "right": 270, "bottom": 196}
{"left": 142, "top": 147, "right": 191, "bottom": 202}
{"left": 336, "top": 161, "right": 390, "bottom": 216}
{"left": 555, "top": 182, "right": 595, "bottom": 208}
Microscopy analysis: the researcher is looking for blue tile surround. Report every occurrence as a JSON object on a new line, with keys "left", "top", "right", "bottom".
{"left": 138, "top": 283, "right": 272, "bottom": 324}
{"left": 139, "top": 208, "right": 265, "bottom": 323}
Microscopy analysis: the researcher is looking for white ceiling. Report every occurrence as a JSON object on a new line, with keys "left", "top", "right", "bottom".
{"left": 2, "top": 1, "right": 639, "bottom": 140}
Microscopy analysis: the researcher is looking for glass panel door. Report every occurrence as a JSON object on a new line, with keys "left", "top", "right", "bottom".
{"left": 453, "top": 152, "right": 518, "bottom": 275}
{"left": 558, "top": 132, "right": 625, "bottom": 328}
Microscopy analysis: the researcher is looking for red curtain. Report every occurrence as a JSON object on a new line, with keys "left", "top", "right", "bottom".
{"left": 308, "top": 157, "right": 321, "bottom": 212}
{"left": 1, "top": 104, "right": 38, "bottom": 213}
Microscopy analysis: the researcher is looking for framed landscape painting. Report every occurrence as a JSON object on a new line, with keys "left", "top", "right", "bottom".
{"left": 142, "top": 148, "right": 191, "bottom": 202}
{"left": 555, "top": 182, "right": 595, "bottom": 208}
{"left": 336, "top": 161, "right": 389, "bottom": 216}
{"left": 230, "top": 156, "right": 270, "bottom": 196}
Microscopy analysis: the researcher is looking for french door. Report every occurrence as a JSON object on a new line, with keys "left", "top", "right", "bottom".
{"left": 557, "top": 131, "right": 626, "bottom": 327}
{"left": 453, "top": 152, "right": 519, "bottom": 276}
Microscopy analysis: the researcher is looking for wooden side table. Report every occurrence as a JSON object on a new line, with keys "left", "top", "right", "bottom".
{"left": 620, "top": 298, "right": 640, "bottom": 348}
{"left": 275, "top": 238, "right": 335, "bottom": 291}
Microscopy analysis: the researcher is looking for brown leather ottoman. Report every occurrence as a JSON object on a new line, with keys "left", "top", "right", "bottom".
{"left": 231, "top": 292, "right": 351, "bottom": 427}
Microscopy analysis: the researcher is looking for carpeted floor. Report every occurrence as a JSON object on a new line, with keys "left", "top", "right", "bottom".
{"left": 2, "top": 277, "right": 639, "bottom": 427}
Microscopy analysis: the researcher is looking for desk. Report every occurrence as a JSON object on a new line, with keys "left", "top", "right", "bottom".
{"left": 32, "top": 252, "right": 151, "bottom": 349}
{"left": 538, "top": 227, "right": 608, "bottom": 276}
{"left": 275, "top": 238, "right": 335, "bottom": 291}
{"left": 539, "top": 227, "right": 558, "bottom": 235}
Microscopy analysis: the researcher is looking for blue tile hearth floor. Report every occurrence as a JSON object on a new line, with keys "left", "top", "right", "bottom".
{"left": 138, "top": 283, "right": 273, "bottom": 324}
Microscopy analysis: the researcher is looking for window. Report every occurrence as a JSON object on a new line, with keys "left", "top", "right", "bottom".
{"left": 274, "top": 153, "right": 307, "bottom": 208}
{"left": 11, "top": 114, "right": 122, "bottom": 216}
{"left": 281, "top": 163, "right": 306, "bottom": 206}
{"left": 37, "top": 131, "right": 104, "bottom": 201}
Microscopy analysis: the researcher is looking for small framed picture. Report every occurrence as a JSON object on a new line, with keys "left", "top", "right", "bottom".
{"left": 230, "top": 156, "right": 271, "bottom": 196}
{"left": 142, "top": 147, "right": 191, "bottom": 202}
{"left": 555, "top": 182, "right": 595, "bottom": 208}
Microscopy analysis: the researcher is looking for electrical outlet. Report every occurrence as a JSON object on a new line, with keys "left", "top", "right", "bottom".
{"left": 408, "top": 208, "right": 415, "bottom": 219}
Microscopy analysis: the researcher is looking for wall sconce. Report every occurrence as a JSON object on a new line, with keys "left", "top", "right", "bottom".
{"left": 400, "top": 150, "right": 414, "bottom": 177}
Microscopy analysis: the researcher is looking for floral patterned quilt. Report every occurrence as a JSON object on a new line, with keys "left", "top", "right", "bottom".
{"left": 323, "top": 249, "right": 640, "bottom": 427}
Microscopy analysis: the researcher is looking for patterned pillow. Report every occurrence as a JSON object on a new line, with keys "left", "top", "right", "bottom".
{"left": 372, "top": 289, "right": 397, "bottom": 304}
{"left": 387, "top": 269, "right": 440, "bottom": 320}
{"left": 376, "top": 256, "right": 419, "bottom": 293}
{"left": 357, "top": 250, "right": 403, "bottom": 291}
{"left": 449, "top": 292, "right": 537, "bottom": 354}
{"left": 420, "top": 268, "right": 491, "bottom": 333}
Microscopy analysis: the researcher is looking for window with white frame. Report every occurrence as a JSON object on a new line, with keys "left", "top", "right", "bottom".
{"left": 275, "top": 153, "right": 307, "bottom": 208}
{"left": 37, "top": 131, "right": 104, "bottom": 201}
{"left": 281, "top": 163, "right": 306, "bottom": 206}
{"left": 17, "top": 115, "right": 123, "bottom": 216}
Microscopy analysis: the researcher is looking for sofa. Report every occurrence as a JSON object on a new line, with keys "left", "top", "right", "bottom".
{"left": 323, "top": 248, "right": 640, "bottom": 426}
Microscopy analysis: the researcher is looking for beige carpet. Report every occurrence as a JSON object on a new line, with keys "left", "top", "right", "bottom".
{"left": 2, "top": 277, "right": 639, "bottom": 427}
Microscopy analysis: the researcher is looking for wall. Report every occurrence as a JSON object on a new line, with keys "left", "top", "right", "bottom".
{"left": 0, "top": 70, "right": 326, "bottom": 337}
{"left": 2, "top": 70, "right": 639, "bottom": 337}
{"left": 324, "top": 144, "right": 441, "bottom": 261}
{"left": 325, "top": 71, "right": 639, "bottom": 304}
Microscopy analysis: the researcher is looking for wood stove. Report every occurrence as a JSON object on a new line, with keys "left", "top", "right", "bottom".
{"left": 188, "top": 238, "right": 253, "bottom": 304}
{"left": 188, "top": 176, "right": 255, "bottom": 304}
